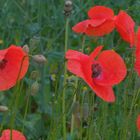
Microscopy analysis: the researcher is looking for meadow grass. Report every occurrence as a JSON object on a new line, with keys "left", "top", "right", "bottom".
{"left": 0, "top": 0, "right": 140, "bottom": 140}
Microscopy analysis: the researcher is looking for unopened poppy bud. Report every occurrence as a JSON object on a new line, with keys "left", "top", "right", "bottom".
{"left": 0, "top": 105, "right": 8, "bottom": 112}
{"left": 31, "top": 81, "right": 40, "bottom": 96}
{"left": 64, "top": 0, "right": 72, "bottom": 17}
{"left": 22, "top": 44, "right": 29, "bottom": 54}
{"left": 32, "top": 54, "right": 47, "bottom": 64}
{"left": 0, "top": 39, "right": 3, "bottom": 44}
{"left": 83, "top": 103, "right": 89, "bottom": 120}
{"left": 83, "top": 86, "right": 88, "bottom": 92}
{"left": 30, "top": 70, "right": 40, "bottom": 80}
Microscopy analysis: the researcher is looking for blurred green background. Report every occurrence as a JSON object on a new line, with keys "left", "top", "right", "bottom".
{"left": 0, "top": 0, "right": 140, "bottom": 139}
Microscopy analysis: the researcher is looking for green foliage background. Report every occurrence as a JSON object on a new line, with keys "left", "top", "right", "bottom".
{"left": 0, "top": 0, "right": 140, "bottom": 139}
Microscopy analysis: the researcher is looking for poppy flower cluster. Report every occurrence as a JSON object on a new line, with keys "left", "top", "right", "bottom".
{"left": 66, "top": 46, "right": 126, "bottom": 102}
{"left": 0, "top": 129, "right": 26, "bottom": 140}
{"left": 0, "top": 45, "right": 29, "bottom": 91}
{"left": 72, "top": 6, "right": 135, "bottom": 47}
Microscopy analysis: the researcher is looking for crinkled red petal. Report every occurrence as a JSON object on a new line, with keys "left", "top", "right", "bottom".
{"left": 85, "top": 19, "right": 115, "bottom": 36}
{"left": 93, "top": 50, "right": 127, "bottom": 86}
{"left": 135, "top": 27, "right": 140, "bottom": 76}
{"left": 66, "top": 47, "right": 116, "bottom": 102}
{"left": 72, "top": 20, "right": 90, "bottom": 34}
{"left": 83, "top": 46, "right": 115, "bottom": 102}
{"left": 88, "top": 6, "right": 114, "bottom": 19}
{"left": 65, "top": 50, "right": 88, "bottom": 78}
{"left": 0, "top": 129, "right": 26, "bottom": 140}
{"left": 115, "top": 10, "right": 135, "bottom": 47}
{"left": 0, "top": 45, "right": 29, "bottom": 91}
{"left": 137, "top": 115, "right": 140, "bottom": 132}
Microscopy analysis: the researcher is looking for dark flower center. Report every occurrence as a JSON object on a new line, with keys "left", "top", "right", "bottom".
{"left": 92, "top": 63, "right": 102, "bottom": 78}
{"left": 0, "top": 59, "right": 7, "bottom": 69}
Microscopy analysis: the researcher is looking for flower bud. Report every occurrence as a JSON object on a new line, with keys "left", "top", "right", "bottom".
{"left": 30, "top": 71, "right": 40, "bottom": 80}
{"left": 0, "top": 105, "right": 8, "bottom": 112}
{"left": 31, "top": 81, "right": 40, "bottom": 96}
{"left": 64, "top": 0, "right": 72, "bottom": 17}
{"left": 22, "top": 44, "right": 29, "bottom": 53}
{"left": 32, "top": 54, "right": 47, "bottom": 64}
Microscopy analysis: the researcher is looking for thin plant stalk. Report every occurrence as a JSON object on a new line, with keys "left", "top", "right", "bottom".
{"left": 62, "top": 17, "right": 69, "bottom": 140}
{"left": 9, "top": 56, "right": 28, "bottom": 140}
{"left": 70, "top": 35, "right": 86, "bottom": 137}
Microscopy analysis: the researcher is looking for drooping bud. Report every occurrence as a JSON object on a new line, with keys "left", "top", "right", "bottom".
{"left": 0, "top": 105, "right": 8, "bottom": 112}
{"left": 31, "top": 81, "right": 40, "bottom": 96}
{"left": 32, "top": 54, "right": 47, "bottom": 64}
{"left": 22, "top": 44, "right": 29, "bottom": 54}
{"left": 64, "top": 0, "right": 73, "bottom": 17}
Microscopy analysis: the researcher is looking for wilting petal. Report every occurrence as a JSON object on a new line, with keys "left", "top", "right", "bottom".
{"left": 115, "top": 11, "right": 135, "bottom": 47}
{"left": 88, "top": 6, "right": 114, "bottom": 20}
{"left": 137, "top": 115, "right": 140, "bottom": 132}
{"left": 93, "top": 50, "right": 127, "bottom": 86}
{"left": 135, "top": 27, "right": 140, "bottom": 76}
{"left": 0, "top": 129, "right": 26, "bottom": 140}
{"left": 0, "top": 45, "right": 29, "bottom": 91}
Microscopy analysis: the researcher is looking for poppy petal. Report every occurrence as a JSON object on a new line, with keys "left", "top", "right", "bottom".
{"left": 115, "top": 11, "right": 135, "bottom": 47}
{"left": 88, "top": 6, "right": 114, "bottom": 19}
{"left": 65, "top": 49, "right": 88, "bottom": 61}
{"left": 65, "top": 47, "right": 116, "bottom": 102}
{"left": 0, "top": 129, "right": 26, "bottom": 140}
{"left": 0, "top": 45, "right": 29, "bottom": 91}
{"left": 66, "top": 50, "right": 88, "bottom": 78}
{"left": 72, "top": 19, "right": 115, "bottom": 36}
{"left": 137, "top": 115, "right": 140, "bottom": 132}
{"left": 82, "top": 46, "right": 103, "bottom": 84}
{"left": 86, "top": 19, "right": 115, "bottom": 36}
{"left": 90, "top": 83, "right": 115, "bottom": 102}
{"left": 93, "top": 50, "right": 127, "bottom": 86}
{"left": 83, "top": 46, "right": 115, "bottom": 102}
{"left": 67, "top": 60, "right": 85, "bottom": 78}
{"left": 135, "top": 27, "right": 140, "bottom": 76}
{"left": 72, "top": 20, "right": 90, "bottom": 34}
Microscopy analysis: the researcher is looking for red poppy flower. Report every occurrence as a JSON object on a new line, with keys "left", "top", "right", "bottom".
{"left": 114, "top": 10, "right": 135, "bottom": 47}
{"left": 65, "top": 46, "right": 127, "bottom": 102}
{"left": 0, "top": 129, "right": 26, "bottom": 140}
{"left": 72, "top": 6, "right": 115, "bottom": 36}
{"left": 135, "top": 27, "right": 140, "bottom": 75}
{"left": 0, "top": 45, "right": 29, "bottom": 91}
{"left": 136, "top": 115, "right": 140, "bottom": 132}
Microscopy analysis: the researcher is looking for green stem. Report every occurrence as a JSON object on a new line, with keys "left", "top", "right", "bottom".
{"left": 21, "top": 90, "right": 30, "bottom": 132}
{"left": 70, "top": 35, "right": 86, "bottom": 137}
{"left": 9, "top": 56, "right": 27, "bottom": 140}
{"left": 62, "top": 18, "right": 69, "bottom": 140}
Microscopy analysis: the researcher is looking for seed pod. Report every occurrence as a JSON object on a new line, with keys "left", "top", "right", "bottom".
{"left": 32, "top": 54, "right": 47, "bottom": 64}
{"left": 0, "top": 105, "right": 8, "bottom": 112}
{"left": 64, "top": 0, "right": 72, "bottom": 17}
{"left": 31, "top": 81, "right": 40, "bottom": 96}
{"left": 22, "top": 44, "right": 29, "bottom": 53}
